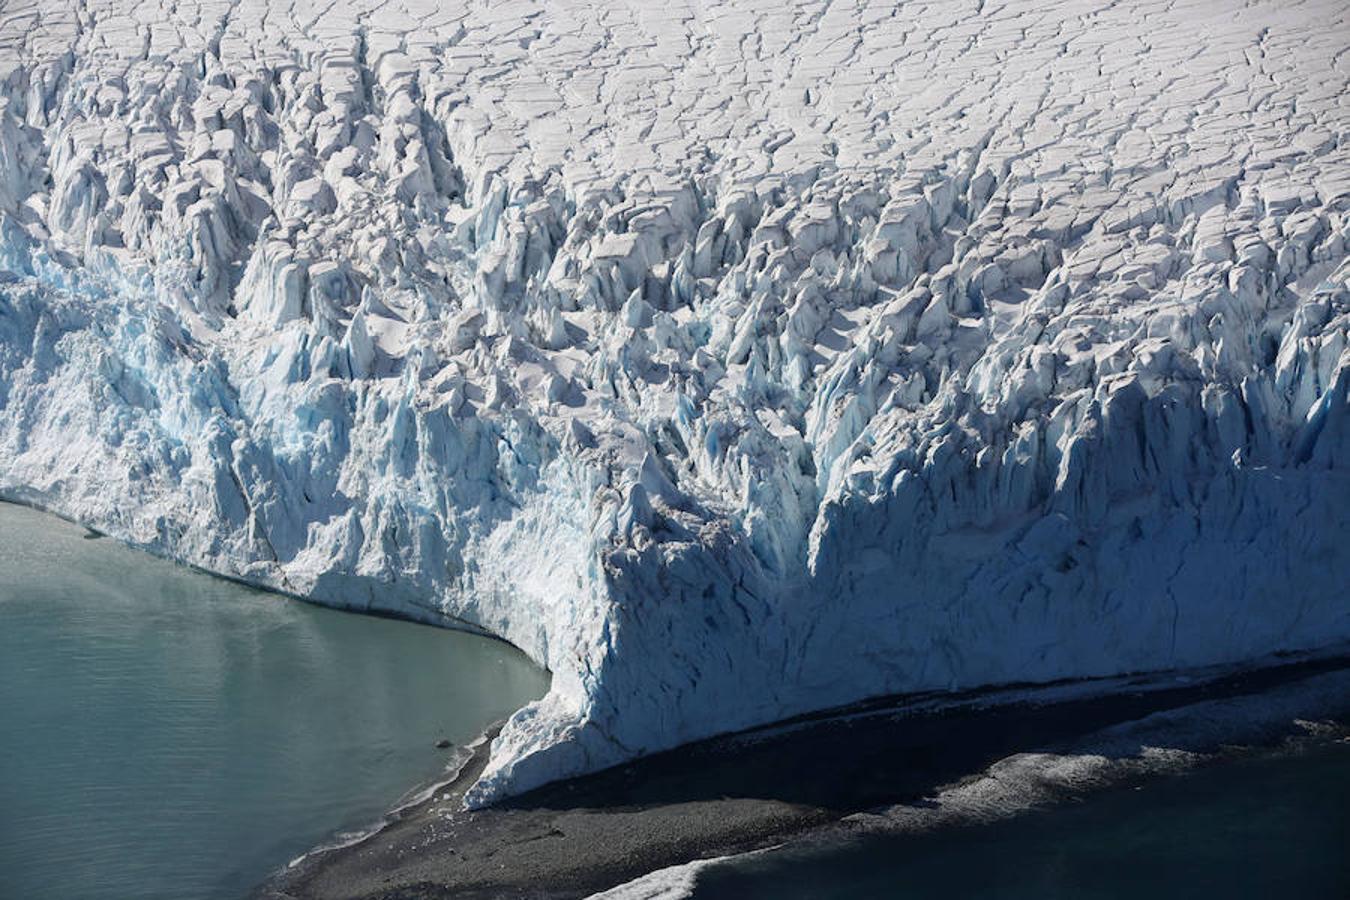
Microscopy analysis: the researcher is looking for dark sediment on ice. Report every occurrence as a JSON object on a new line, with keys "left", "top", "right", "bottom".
{"left": 260, "top": 649, "right": 1350, "bottom": 900}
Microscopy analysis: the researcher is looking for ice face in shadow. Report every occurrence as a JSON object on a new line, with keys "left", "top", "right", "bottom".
{"left": 0, "top": 0, "right": 1348, "bottom": 805}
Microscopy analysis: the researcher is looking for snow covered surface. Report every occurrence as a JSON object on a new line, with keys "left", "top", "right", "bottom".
{"left": 1, "top": 0, "right": 1348, "bottom": 804}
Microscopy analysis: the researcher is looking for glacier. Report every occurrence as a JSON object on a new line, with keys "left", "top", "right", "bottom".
{"left": 1, "top": 0, "right": 1348, "bottom": 806}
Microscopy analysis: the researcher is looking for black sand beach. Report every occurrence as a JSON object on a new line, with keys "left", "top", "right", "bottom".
{"left": 261, "top": 650, "right": 1350, "bottom": 900}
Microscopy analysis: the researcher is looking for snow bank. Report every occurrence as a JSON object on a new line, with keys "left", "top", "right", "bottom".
{"left": 0, "top": 0, "right": 1347, "bottom": 805}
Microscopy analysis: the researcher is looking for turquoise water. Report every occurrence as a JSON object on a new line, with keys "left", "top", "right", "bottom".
{"left": 693, "top": 741, "right": 1350, "bottom": 899}
{"left": 0, "top": 502, "right": 549, "bottom": 900}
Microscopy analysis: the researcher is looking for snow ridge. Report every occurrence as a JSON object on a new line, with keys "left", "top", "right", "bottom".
{"left": 1, "top": 0, "right": 1348, "bottom": 804}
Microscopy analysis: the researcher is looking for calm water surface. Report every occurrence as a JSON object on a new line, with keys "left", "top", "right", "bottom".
{"left": 0, "top": 502, "right": 549, "bottom": 899}
{"left": 694, "top": 741, "right": 1350, "bottom": 899}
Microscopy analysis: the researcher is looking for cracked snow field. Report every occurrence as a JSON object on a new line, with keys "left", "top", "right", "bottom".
{"left": 1, "top": 0, "right": 1348, "bottom": 804}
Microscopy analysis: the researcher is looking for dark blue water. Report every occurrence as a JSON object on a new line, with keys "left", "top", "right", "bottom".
{"left": 0, "top": 502, "right": 549, "bottom": 899}
{"left": 693, "top": 742, "right": 1350, "bottom": 899}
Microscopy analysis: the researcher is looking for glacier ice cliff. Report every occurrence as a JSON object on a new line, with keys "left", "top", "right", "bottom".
{"left": 1, "top": 0, "right": 1348, "bottom": 805}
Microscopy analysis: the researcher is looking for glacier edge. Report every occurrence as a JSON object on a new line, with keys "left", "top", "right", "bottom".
{"left": 1, "top": 0, "right": 1349, "bottom": 806}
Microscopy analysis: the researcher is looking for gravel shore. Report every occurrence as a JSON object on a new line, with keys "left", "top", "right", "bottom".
{"left": 261, "top": 650, "right": 1350, "bottom": 900}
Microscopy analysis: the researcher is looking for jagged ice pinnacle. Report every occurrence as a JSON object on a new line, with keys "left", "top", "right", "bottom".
{"left": 1, "top": 0, "right": 1348, "bottom": 805}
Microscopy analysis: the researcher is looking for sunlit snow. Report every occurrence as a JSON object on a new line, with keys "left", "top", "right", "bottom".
{"left": 0, "top": 0, "right": 1347, "bottom": 805}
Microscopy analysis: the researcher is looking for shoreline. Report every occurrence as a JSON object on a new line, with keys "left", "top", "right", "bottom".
{"left": 9, "top": 497, "right": 1346, "bottom": 898}
{"left": 261, "top": 648, "right": 1350, "bottom": 900}
{"left": 596, "top": 732, "right": 1350, "bottom": 899}
{"left": 283, "top": 739, "right": 485, "bottom": 873}
{"left": 0, "top": 497, "right": 530, "bottom": 648}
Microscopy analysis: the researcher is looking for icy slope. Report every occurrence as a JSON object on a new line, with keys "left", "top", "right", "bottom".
{"left": 1, "top": 0, "right": 1348, "bottom": 804}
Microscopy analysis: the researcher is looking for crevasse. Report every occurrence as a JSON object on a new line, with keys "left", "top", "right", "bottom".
{"left": 1, "top": 0, "right": 1348, "bottom": 806}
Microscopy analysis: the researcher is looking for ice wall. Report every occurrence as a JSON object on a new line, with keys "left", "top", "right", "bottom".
{"left": 1, "top": 0, "right": 1347, "bottom": 804}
